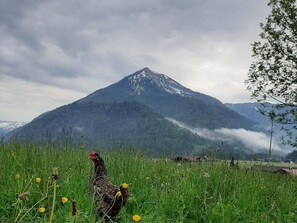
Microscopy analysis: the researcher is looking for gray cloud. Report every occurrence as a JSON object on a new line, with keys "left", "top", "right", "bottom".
{"left": 0, "top": 0, "right": 270, "bottom": 121}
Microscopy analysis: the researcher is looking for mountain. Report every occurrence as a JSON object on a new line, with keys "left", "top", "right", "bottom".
{"left": 225, "top": 102, "right": 292, "bottom": 132}
{"left": 0, "top": 120, "right": 26, "bottom": 135}
{"left": 225, "top": 103, "right": 271, "bottom": 128}
{"left": 8, "top": 101, "right": 212, "bottom": 155}
{"left": 8, "top": 67, "right": 261, "bottom": 156}
{"left": 78, "top": 67, "right": 257, "bottom": 130}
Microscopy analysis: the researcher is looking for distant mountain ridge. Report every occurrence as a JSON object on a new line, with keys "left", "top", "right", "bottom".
{"left": 225, "top": 103, "right": 271, "bottom": 127}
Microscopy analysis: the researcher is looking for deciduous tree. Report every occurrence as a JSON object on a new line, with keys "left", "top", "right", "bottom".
{"left": 246, "top": 0, "right": 297, "bottom": 146}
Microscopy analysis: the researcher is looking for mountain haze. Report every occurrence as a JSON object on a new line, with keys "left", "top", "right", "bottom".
{"left": 226, "top": 103, "right": 296, "bottom": 147}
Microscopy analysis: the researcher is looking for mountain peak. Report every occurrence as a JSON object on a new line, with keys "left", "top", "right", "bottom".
{"left": 141, "top": 67, "right": 152, "bottom": 72}
{"left": 126, "top": 67, "right": 194, "bottom": 96}
{"left": 81, "top": 67, "right": 222, "bottom": 107}
{"left": 133, "top": 67, "right": 162, "bottom": 78}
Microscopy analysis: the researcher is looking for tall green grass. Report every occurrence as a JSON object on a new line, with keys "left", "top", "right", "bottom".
{"left": 1, "top": 141, "right": 297, "bottom": 222}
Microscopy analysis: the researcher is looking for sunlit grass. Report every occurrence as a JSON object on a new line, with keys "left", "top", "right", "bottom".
{"left": 1, "top": 141, "right": 297, "bottom": 222}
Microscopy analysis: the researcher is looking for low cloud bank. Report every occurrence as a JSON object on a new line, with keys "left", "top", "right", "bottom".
{"left": 167, "top": 118, "right": 290, "bottom": 155}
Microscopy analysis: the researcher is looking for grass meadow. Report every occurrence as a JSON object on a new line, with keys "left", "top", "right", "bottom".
{"left": 1, "top": 141, "right": 297, "bottom": 223}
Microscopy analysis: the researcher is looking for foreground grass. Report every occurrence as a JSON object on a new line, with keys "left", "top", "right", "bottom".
{"left": 1, "top": 142, "right": 297, "bottom": 222}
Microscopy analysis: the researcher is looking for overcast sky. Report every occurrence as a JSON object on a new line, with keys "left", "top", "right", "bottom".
{"left": 0, "top": 0, "right": 270, "bottom": 122}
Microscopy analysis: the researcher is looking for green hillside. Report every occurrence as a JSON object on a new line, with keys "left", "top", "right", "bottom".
{"left": 9, "top": 101, "right": 209, "bottom": 156}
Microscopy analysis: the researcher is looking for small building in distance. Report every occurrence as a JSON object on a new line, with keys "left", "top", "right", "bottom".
{"left": 172, "top": 156, "right": 201, "bottom": 163}
{"left": 251, "top": 165, "right": 297, "bottom": 176}
{"left": 273, "top": 168, "right": 297, "bottom": 176}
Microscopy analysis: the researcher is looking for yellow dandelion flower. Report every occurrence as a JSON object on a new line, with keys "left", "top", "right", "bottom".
{"left": 38, "top": 207, "right": 45, "bottom": 213}
{"left": 132, "top": 215, "right": 141, "bottom": 222}
{"left": 15, "top": 174, "right": 21, "bottom": 180}
{"left": 121, "top": 183, "right": 129, "bottom": 189}
{"left": 62, "top": 197, "right": 68, "bottom": 204}
{"left": 35, "top": 177, "right": 41, "bottom": 183}
{"left": 116, "top": 191, "right": 122, "bottom": 197}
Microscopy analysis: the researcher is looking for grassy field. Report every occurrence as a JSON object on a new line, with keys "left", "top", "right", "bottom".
{"left": 1, "top": 142, "right": 297, "bottom": 223}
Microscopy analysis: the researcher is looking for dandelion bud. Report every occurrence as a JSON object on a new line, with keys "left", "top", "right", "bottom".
{"left": 116, "top": 191, "right": 122, "bottom": 197}
{"left": 51, "top": 167, "right": 59, "bottom": 180}
{"left": 15, "top": 174, "right": 21, "bottom": 180}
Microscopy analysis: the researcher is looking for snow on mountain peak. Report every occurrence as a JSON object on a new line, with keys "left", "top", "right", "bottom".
{"left": 127, "top": 67, "right": 194, "bottom": 97}
{"left": 0, "top": 120, "right": 26, "bottom": 132}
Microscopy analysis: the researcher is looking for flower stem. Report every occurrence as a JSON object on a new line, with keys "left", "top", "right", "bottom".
{"left": 49, "top": 180, "right": 57, "bottom": 223}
